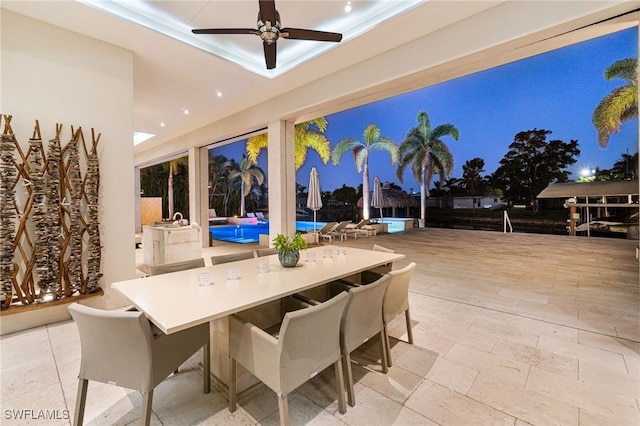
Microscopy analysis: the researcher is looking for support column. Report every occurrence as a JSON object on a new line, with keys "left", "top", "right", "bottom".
{"left": 187, "top": 146, "right": 207, "bottom": 246}
{"left": 134, "top": 167, "right": 141, "bottom": 233}
{"left": 198, "top": 146, "right": 210, "bottom": 246}
{"left": 267, "top": 120, "right": 296, "bottom": 243}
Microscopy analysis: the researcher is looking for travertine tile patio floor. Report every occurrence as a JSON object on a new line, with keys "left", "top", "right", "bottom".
{"left": 2, "top": 228, "right": 638, "bottom": 425}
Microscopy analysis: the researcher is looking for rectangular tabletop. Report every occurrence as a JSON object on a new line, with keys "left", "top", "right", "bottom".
{"left": 112, "top": 245, "right": 404, "bottom": 334}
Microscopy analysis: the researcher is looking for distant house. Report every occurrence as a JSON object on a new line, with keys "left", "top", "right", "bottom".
{"left": 427, "top": 194, "right": 506, "bottom": 210}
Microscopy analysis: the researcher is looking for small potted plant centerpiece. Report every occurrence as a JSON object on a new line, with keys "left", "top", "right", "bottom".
{"left": 273, "top": 233, "right": 308, "bottom": 267}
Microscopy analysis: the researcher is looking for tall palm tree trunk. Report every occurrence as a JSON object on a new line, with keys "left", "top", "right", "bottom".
{"left": 168, "top": 169, "right": 174, "bottom": 219}
{"left": 240, "top": 180, "right": 245, "bottom": 216}
{"left": 419, "top": 166, "right": 427, "bottom": 227}
{"left": 419, "top": 184, "right": 426, "bottom": 227}
{"left": 362, "top": 162, "right": 370, "bottom": 220}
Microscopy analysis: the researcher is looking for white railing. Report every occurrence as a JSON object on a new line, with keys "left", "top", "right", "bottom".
{"left": 503, "top": 210, "right": 513, "bottom": 233}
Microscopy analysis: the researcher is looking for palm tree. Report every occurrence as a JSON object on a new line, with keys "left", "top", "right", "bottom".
{"left": 462, "top": 157, "right": 485, "bottom": 213}
{"left": 246, "top": 117, "right": 332, "bottom": 170}
{"left": 228, "top": 155, "right": 264, "bottom": 216}
{"left": 209, "top": 154, "right": 237, "bottom": 216}
{"left": 612, "top": 151, "right": 639, "bottom": 180}
{"left": 331, "top": 124, "right": 397, "bottom": 220}
{"left": 592, "top": 57, "right": 638, "bottom": 148}
{"left": 167, "top": 157, "right": 188, "bottom": 219}
{"left": 396, "top": 111, "right": 459, "bottom": 227}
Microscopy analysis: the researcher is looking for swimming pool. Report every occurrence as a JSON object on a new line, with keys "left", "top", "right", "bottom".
{"left": 210, "top": 221, "right": 327, "bottom": 244}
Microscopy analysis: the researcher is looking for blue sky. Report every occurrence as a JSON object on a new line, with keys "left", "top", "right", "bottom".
{"left": 213, "top": 28, "right": 638, "bottom": 193}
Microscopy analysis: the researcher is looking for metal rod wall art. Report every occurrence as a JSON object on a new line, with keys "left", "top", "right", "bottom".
{"left": 0, "top": 115, "right": 103, "bottom": 310}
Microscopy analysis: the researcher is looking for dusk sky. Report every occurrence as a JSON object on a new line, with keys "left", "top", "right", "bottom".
{"left": 213, "top": 27, "right": 638, "bottom": 193}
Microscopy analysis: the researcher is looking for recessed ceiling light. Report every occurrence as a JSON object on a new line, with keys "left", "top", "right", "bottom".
{"left": 134, "top": 132, "right": 155, "bottom": 145}
{"left": 345, "top": 1, "right": 352, "bottom": 13}
{"left": 183, "top": 108, "right": 189, "bottom": 115}
{"left": 160, "top": 122, "right": 166, "bottom": 127}
{"left": 216, "top": 90, "right": 223, "bottom": 98}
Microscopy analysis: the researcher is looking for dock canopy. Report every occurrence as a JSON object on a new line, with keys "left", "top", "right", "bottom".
{"left": 537, "top": 180, "right": 639, "bottom": 199}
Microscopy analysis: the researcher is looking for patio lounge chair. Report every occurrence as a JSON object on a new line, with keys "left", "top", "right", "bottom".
{"left": 255, "top": 212, "right": 267, "bottom": 221}
{"left": 345, "top": 219, "right": 369, "bottom": 239}
{"left": 316, "top": 222, "right": 337, "bottom": 243}
{"left": 329, "top": 220, "right": 352, "bottom": 242}
{"left": 208, "top": 209, "right": 228, "bottom": 225}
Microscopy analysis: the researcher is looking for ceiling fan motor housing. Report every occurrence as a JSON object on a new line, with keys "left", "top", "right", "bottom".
{"left": 258, "top": 10, "right": 281, "bottom": 44}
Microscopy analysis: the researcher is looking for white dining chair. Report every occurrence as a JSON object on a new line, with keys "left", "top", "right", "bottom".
{"left": 383, "top": 262, "right": 416, "bottom": 367}
{"left": 68, "top": 303, "right": 210, "bottom": 426}
{"left": 255, "top": 247, "right": 278, "bottom": 257}
{"left": 210, "top": 251, "right": 254, "bottom": 265}
{"left": 229, "top": 292, "right": 348, "bottom": 426}
{"left": 340, "top": 275, "right": 390, "bottom": 406}
{"left": 358, "top": 244, "right": 396, "bottom": 284}
{"left": 148, "top": 257, "right": 205, "bottom": 276}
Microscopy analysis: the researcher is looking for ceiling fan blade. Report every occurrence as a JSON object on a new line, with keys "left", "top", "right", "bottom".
{"left": 259, "top": 0, "right": 277, "bottom": 25}
{"left": 192, "top": 28, "right": 260, "bottom": 36}
{"left": 263, "top": 42, "right": 277, "bottom": 69}
{"left": 281, "top": 28, "right": 342, "bottom": 42}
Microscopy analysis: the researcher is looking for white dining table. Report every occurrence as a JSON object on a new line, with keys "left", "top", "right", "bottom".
{"left": 112, "top": 245, "right": 405, "bottom": 335}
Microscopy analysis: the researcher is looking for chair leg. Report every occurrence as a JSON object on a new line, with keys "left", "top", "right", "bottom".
{"left": 277, "top": 394, "right": 290, "bottom": 426}
{"left": 141, "top": 390, "right": 153, "bottom": 426}
{"left": 229, "top": 357, "right": 237, "bottom": 412}
{"left": 379, "top": 331, "right": 388, "bottom": 374}
{"left": 405, "top": 309, "right": 414, "bottom": 344}
{"left": 343, "top": 353, "right": 355, "bottom": 407}
{"left": 334, "top": 359, "right": 347, "bottom": 414}
{"left": 73, "top": 378, "right": 88, "bottom": 426}
{"left": 383, "top": 323, "right": 392, "bottom": 367}
{"left": 203, "top": 342, "right": 211, "bottom": 394}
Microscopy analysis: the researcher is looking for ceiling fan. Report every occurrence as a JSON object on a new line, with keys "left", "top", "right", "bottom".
{"left": 192, "top": 0, "right": 343, "bottom": 70}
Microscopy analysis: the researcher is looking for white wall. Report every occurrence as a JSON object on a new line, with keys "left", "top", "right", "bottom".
{"left": 1, "top": 10, "right": 136, "bottom": 334}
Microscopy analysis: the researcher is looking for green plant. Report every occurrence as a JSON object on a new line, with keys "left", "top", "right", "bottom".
{"left": 272, "top": 233, "right": 308, "bottom": 252}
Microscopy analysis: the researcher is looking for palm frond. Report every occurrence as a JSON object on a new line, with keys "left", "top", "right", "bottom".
{"left": 246, "top": 134, "right": 268, "bottom": 164}
{"left": 362, "top": 124, "right": 381, "bottom": 145}
{"left": 605, "top": 58, "right": 638, "bottom": 83}
{"left": 430, "top": 140, "right": 454, "bottom": 178}
{"left": 370, "top": 137, "right": 398, "bottom": 164}
{"left": 431, "top": 124, "right": 460, "bottom": 141}
{"left": 353, "top": 145, "right": 367, "bottom": 173}
{"left": 331, "top": 138, "right": 359, "bottom": 166}
{"left": 593, "top": 85, "right": 638, "bottom": 147}
{"left": 300, "top": 133, "right": 331, "bottom": 168}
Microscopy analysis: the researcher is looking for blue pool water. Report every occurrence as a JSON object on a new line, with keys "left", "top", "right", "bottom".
{"left": 210, "top": 221, "right": 327, "bottom": 244}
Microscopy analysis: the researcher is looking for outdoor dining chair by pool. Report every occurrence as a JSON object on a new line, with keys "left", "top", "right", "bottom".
{"left": 148, "top": 257, "right": 205, "bottom": 276}
{"left": 147, "top": 257, "right": 209, "bottom": 372}
{"left": 229, "top": 292, "right": 348, "bottom": 426}
{"left": 255, "top": 247, "right": 278, "bottom": 257}
{"left": 68, "top": 303, "right": 210, "bottom": 426}
{"left": 292, "top": 276, "right": 390, "bottom": 407}
{"left": 358, "top": 244, "right": 396, "bottom": 284}
{"left": 210, "top": 251, "right": 254, "bottom": 265}
{"left": 340, "top": 275, "right": 390, "bottom": 406}
{"left": 383, "top": 262, "right": 417, "bottom": 367}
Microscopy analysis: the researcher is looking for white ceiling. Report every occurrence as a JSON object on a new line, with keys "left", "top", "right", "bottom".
{"left": 2, "top": 1, "right": 638, "bottom": 164}
{"left": 76, "top": 0, "right": 423, "bottom": 78}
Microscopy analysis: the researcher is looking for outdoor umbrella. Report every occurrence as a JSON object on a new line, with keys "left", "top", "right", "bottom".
{"left": 371, "top": 176, "right": 384, "bottom": 222}
{"left": 307, "top": 167, "right": 323, "bottom": 239}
